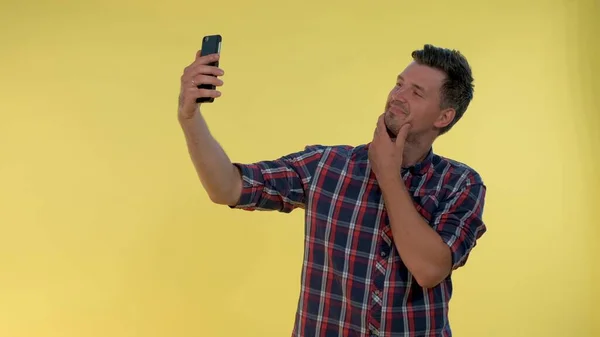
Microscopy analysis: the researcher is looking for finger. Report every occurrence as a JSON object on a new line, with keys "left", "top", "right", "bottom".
{"left": 195, "top": 53, "right": 220, "bottom": 66}
{"left": 376, "top": 114, "right": 391, "bottom": 141}
{"left": 189, "top": 74, "right": 224, "bottom": 88}
{"left": 183, "top": 87, "right": 222, "bottom": 102}
{"left": 182, "top": 66, "right": 224, "bottom": 85}
{"left": 372, "top": 118, "right": 380, "bottom": 141}
{"left": 377, "top": 113, "right": 386, "bottom": 129}
{"left": 395, "top": 123, "right": 412, "bottom": 146}
{"left": 184, "top": 53, "right": 221, "bottom": 77}
{"left": 195, "top": 88, "right": 222, "bottom": 98}
{"left": 373, "top": 120, "right": 382, "bottom": 138}
{"left": 398, "top": 123, "right": 411, "bottom": 139}
{"left": 188, "top": 63, "right": 225, "bottom": 78}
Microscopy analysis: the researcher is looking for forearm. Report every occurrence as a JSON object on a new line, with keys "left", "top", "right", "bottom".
{"left": 380, "top": 176, "right": 451, "bottom": 288}
{"left": 179, "top": 112, "right": 241, "bottom": 205}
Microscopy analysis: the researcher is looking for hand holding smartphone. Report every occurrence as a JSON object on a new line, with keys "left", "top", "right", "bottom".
{"left": 196, "top": 34, "right": 222, "bottom": 104}
{"left": 177, "top": 34, "right": 223, "bottom": 119}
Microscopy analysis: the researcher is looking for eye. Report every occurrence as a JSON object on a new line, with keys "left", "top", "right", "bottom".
{"left": 413, "top": 91, "right": 423, "bottom": 98}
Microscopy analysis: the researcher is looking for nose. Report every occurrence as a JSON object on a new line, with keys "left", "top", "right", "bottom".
{"left": 391, "top": 85, "right": 409, "bottom": 102}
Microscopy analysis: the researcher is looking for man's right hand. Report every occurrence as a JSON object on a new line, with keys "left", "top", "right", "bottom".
{"left": 178, "top": 50, "right": 225, "bottom": 120}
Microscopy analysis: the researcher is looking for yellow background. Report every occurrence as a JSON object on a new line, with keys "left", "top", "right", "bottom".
{"left": 1, "top": 0, "right": 598, "bottom": 336}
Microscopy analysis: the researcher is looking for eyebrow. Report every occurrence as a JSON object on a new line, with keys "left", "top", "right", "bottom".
{"left": 397, "top": 75, "right": 426, "bottom": 93}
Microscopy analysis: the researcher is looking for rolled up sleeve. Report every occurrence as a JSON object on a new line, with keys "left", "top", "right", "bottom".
{"left": 230, "top": 145, "right": 325, "bottom": 213}
{"left": 433, "top": 182, "right": 487, "bottom": 270}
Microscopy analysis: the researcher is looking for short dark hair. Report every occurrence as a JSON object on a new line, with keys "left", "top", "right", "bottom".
{"left": 411, "top": 44, "right": 474, "bottom": 135}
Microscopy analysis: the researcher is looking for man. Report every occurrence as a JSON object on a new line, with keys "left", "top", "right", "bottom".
{"left": 178, "top": 44, "right": 487, "bottom": 336}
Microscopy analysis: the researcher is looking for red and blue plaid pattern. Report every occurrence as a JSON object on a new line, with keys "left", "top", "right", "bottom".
{"left": 231, "top": 143, "right": 487, "bottom": 337}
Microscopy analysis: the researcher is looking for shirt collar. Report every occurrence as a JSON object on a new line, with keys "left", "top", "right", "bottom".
{"left": 362, "top": 143, "right": 434, "bottom": 176}
{"left": 401, "top": 147, "right": 434, "bottom": 176}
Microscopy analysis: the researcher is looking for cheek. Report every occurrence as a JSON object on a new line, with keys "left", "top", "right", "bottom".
{"left": 409, "top": 104, "right": 437, "bottom": 129}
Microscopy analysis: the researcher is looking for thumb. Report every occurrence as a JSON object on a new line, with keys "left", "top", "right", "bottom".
{"left": 395, "top": 123, "right": 411, "bottom": 147}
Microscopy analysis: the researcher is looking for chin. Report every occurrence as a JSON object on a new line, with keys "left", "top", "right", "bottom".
{"left": 385, "top": 126, "right": 397, "bottom": 138}
{"left": 383, "top": 113, "right": 400, "bottom": 135}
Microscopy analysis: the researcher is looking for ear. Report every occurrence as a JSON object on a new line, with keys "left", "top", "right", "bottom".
{"left": 433, "top": 108, "right": 455, "bottom": 129}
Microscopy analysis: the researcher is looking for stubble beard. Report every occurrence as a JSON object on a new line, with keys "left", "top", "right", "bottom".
{"left": 384, "top": 111, "right": 403, "bottom": 138}
{"left": 384, "top": 111, "right": 419, "bottom": 145}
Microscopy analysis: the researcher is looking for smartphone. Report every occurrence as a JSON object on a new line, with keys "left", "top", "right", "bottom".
{"left": 196, "top": 34, "right": 222, "bottom": 104}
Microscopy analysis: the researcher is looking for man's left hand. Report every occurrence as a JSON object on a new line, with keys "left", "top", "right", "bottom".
{"left": 368, "top": 114, "right": 411, "bottom": 184}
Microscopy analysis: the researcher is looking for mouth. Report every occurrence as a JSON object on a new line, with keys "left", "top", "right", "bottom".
{"left": 388, "top": 105, "right": 406, "bottom": 116}
{"left": 386, "top": 101, "right": 408, "bottom": 116}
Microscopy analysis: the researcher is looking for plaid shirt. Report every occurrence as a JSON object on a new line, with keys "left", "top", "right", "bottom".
{"left": 231, "top": 143, "right": 487, "bottom": 337}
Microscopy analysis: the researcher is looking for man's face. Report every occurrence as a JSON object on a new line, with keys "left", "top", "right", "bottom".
{"left": 383, "top": 61, "right": 453, "bottom": 141}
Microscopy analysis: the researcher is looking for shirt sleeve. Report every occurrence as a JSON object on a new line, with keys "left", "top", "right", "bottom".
{"left": 432, "top": 181, "right": 487, "bottom": 270}
{"left": 229, "top": 145, "right": 326, "bottom": 213}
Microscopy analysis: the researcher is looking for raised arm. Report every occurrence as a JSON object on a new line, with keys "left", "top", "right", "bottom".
{"left": 177, "top": 50, "right": 324, "bottom": 210}
{"left": 178, "top": 50, "right": 240, "bottom": 205}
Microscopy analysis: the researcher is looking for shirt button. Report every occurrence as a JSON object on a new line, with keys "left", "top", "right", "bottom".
{"left": 380, "top": 250, "right": 387, "bottom": 258}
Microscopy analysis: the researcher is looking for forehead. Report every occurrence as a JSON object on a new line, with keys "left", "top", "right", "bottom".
{"left": 398, "top": 61, "right": 446, "bottom": 92}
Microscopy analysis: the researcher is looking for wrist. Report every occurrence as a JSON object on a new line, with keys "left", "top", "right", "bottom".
{"left": 178, "top": 104, "right": 201, "bottom": 121}
{"left": 378, "top": 170, "right": 404, "bottom": 191}
{"left": 178, "top": 109, "right": 201, "bottom": 124}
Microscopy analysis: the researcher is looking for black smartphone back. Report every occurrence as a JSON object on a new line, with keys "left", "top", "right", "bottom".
{"left": 196, "top": 34, "right": 222, "bottom": 103}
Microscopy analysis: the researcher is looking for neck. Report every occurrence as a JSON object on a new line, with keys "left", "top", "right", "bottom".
{"left": 401, "top": 137, "right": 433, "bottom": 168}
